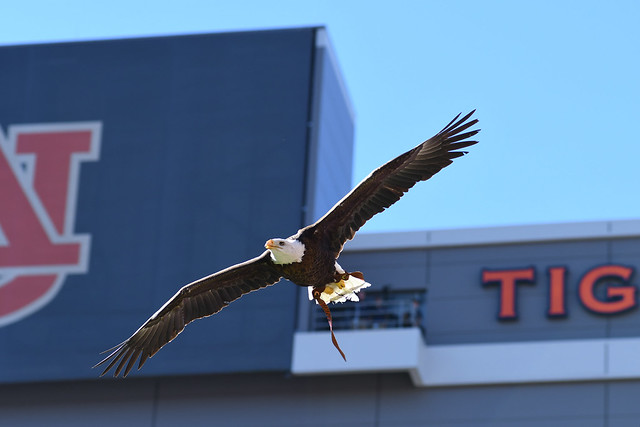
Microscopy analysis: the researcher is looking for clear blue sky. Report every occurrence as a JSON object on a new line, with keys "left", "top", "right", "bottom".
{"left": 2, "top": 0, "right": 639, "bottom": 233}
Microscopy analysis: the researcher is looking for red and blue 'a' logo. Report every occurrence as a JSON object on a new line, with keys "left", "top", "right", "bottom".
{"left": 0, "top": 122, "right": 101, "bottom": 326}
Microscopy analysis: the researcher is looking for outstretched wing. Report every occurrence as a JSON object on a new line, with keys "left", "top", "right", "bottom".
{"left": 95, "top": 251, "right": 282, "bottom": 377}
{"left": 308, "top": 111, "right": 479, "bottom": 254}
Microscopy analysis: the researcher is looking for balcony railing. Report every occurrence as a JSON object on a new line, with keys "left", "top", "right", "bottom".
{"left": 309, "top": 290, "right": 425, "bottom": 331}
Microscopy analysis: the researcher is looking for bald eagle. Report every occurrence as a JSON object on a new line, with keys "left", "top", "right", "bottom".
{"left": 96, "top": 111, "right": 479, "bottom": 377}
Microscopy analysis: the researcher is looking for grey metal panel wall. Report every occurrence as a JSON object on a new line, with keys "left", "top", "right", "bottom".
{"left": 0, "top": 28, "right": 321, "bottom": 382}
{"left": 339, "top": 249, "right": 429, "bottom": 291}
{"left": 304, "top": 34, "right": 354, "bottom": 224}
{"left": 428, "top": 238, "right": 640, "bottom": 345}
{"left": 379, "top": 374, "right": 606, "bottom": 426}
{"left": 341, "top": 237, "right": 640, "bottom": 346}
{"left": 0, "top": 380, "right": 157, "bottom": 426}
{"left": 3, "top": 373, "right": 639, "bottom": 426}
{"left": 609, "top": 238, "right": 640, "bottom": 338}
{"left": 428, "top": 240, "right": 610, "bottom": 344}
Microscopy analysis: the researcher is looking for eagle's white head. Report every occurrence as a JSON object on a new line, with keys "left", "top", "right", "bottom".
{"left": 265, "top": 238, "right": 305, "bottom": 264}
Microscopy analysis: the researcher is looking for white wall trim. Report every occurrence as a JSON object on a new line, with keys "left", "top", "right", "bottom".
{"left": 292, "top": 329, "right": 640, "bottom": 387}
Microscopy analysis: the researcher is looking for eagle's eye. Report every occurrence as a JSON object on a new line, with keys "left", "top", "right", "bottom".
{"left": 279, "top": 241, "right": 285, "bottom": 246}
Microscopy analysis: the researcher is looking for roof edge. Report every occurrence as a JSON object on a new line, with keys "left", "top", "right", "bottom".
{"left": 0, "top": 25, "right": 325, "bottom": 48}
{"left": 343, "top": 219, "right": 640, "bottom": 252}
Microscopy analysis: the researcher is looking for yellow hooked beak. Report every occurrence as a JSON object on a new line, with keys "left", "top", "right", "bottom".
{"left": 265, "top": 239, "right": 276, "bottom": 249}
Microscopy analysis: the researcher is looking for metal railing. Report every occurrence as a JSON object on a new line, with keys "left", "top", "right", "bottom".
{"left": 310, "top": 290, "right": 425, "bottom": 331}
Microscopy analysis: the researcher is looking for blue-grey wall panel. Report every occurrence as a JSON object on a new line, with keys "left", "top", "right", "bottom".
{"left": 608, "top": 381, "right": 640, "bottom": 419}
{"left": 343, "top": 237, "right": 640, "bottom": 345}
{"left": 379, "top": 374, "right": 606, "bottom": 426}
{"left": 0, "top": 380, "right": 157, "bottom": 426}
{"left": 339, "top": 250, "right": 429, "bottom": 291}
{"left": 608, "top": 238, "right": 640, "bottom": 338}
{"left": 305, "top": 38, "right": 354, "bottom": 223}
{"left": 0, "top": 373, "right": 624, "bottom": 426}
{"left": 0, "top": 28, "right": 322, "bottom": 382}
{"left": 426, "top": 239, "right": 640, "bottom": 344}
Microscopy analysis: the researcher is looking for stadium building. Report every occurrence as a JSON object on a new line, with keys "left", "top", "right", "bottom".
{"left": 1, "top": 27, "right": 640, "bottom": 426}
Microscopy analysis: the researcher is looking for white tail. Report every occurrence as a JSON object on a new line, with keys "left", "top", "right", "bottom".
{"left": 308, "top": 274, "right": 372, "bottom": 304}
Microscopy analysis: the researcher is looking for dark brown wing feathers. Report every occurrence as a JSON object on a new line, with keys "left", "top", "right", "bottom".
{"left": 95, "top": 251, "right": 282, "bottom": 377}
{"left": 97, "top": 111, "right": 478, "bottom": 377}
{"left": 309, "top": 111, "right": 479, "bottom": 253}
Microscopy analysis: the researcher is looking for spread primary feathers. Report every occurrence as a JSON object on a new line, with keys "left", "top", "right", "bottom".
{"left": 96, "top": 111, "right": 479, "bottom": 377}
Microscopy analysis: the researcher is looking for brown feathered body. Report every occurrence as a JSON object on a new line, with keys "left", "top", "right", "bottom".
{"left": 276, "top": 229, "right": 337, "bottom": 286}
